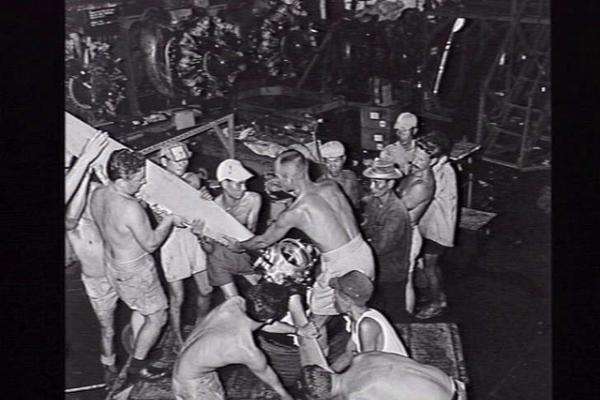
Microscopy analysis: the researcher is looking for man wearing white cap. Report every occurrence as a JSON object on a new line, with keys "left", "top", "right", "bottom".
{"left": 157, "top": 142, "right": 212, "bottom": 347}
{"left": 317, "top": 140, "right": 361, "bottom": 209}
{"left": 194, "top": 159, "right": 262, "bottom": 298}
{"left": 380, "top": 112, "right": 419, "bottom": 175}
{"left": 361, "top": 158, "right": 413, "bottom": 320}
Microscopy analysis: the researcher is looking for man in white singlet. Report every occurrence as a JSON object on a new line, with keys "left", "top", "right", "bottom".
{"left": 328, "top": 270, "right": 408, "bottom": 372}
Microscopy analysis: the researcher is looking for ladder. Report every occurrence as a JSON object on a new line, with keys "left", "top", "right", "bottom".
{"left": 475, "top": 0, "right": 550, "bottom": 171}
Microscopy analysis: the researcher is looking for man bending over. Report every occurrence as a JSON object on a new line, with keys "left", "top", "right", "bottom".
{"left": 90, "top": 149, "right": 184, "bottom": 380}
{"left": 172, "top": 282, "right": 314, "bottom": 400}
{"left": 223, "top": 150, "right": 375, "bottom": 353}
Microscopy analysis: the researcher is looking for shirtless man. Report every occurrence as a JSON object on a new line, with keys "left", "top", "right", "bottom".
{"left": 224, "top": 150, "right": 375, "bottom": 352}
{"left": 316, "top": 141, "right": 361, "bottom": 209}
{"left": 396, "top": 144, "right": 436, "bottom": 314}
{"left": 379, "top": 112, "right": 419, "bottom": 175}
{"left": 194, "top": 159, "right": 263, "bottom": 298}
{"left": 65, "top": 131, "right": 108, "bottom": 204}
{"left": 288, "top": 290, "right": 458, "bottom": 400}
{"left": 329, "top": 270, "right": 408, "bottom": 373}
{"left": 157, "top": 142, "right": 212, "bottom": 347}
{"left": 299, "top": 352, "right": 457, "bottom": 400}
{"left": 90, "top": 149, "right": 183, "bottom": 380}
{"left": 172, "top": 282, "right": 314, "bottom": 400}
{"left": 66, "top": 150, "right": 117, "bottom": 383}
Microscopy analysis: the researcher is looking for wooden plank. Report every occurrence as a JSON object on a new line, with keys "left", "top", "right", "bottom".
{"left": 65, "top": 112, "right": 253, "bottom": 242}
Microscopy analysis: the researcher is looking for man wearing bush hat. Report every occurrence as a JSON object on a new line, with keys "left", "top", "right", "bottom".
{"left": 360, "top": 158, "right": 413, "bottom": 321}
{"left": 317, "top": 140, "right": 361, "bottom": 208}
{"left": 380, "top": 112, "right": 419, "bottom": 175}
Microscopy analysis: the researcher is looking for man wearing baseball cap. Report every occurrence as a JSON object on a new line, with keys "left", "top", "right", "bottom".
{"left": 157, "top": 141, "right": 213, "bottom": 347}
{"left": 328, "top": 270, "right": 408, "bottom": 372}
{"left": 380, "top": 112, "right": 419, "bottom": 175}
{"left": 316, "top": 141, "right": 361, "bottom": 209}
{"left": 194, "top": 159, "right": 263, "bottom": 298}
{"left": 361, "top": 158, "right": 413, "bottom": 322}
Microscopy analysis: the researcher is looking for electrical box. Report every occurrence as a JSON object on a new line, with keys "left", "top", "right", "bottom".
{"left": 359, "top": 105, "right": 403, "bottom": 151}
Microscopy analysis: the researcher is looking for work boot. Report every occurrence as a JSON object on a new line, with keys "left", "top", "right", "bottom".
{"left": 103, "top": 364, "right": 118, "bottom": 388}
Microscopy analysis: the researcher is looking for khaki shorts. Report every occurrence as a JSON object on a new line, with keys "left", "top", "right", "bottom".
{"left": 161, "top": 228, "right": 209, "bottom": 285}
{"left": 310, "top": 235, "right": 375, "bottom": 316}
{"left": 80, "top": 274, "right": 118, "bottom": 316}
{"left": 172, "top": 372, "right": 225, "bottom": 400}
{"left": 207, "top": 243, "right": 254, "bottom": 287}
{"left": 105, "top": 254, "right": 168, "bottom": 316}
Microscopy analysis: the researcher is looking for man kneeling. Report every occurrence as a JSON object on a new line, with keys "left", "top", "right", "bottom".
{"left": 172, "top": 282, "right": 312, "bottom": 400}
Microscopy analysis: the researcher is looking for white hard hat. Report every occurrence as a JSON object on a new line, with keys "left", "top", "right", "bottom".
{"left": 216, "top": 159, "right": 253, "bottom": 182}
{"left": 320, "top": 141, "right": 346, "bottom": 158}
{"left": 393, "top": 112, "right": 418, "bottom": 130}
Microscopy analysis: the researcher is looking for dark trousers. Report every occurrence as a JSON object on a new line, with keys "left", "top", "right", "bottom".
{"left": 369, "top": 280, "right": 411, "bottom": 323}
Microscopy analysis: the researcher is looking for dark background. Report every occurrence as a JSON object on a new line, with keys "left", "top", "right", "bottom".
{"left": 1, "top": 0, "right": 600, "bottom": 399}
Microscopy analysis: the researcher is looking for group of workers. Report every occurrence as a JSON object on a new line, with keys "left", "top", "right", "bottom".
{"left": 64, "top": 109, "right": 460, "bottom": 400}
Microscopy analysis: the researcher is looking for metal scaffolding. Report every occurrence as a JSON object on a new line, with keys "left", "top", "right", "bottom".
{"left": 474, "top": 0, "right": 550, "bottom": 171}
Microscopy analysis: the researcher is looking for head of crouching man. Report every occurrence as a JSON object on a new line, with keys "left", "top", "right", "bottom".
{"left": 245, "top": 282, "right": 289, "bottom": 326}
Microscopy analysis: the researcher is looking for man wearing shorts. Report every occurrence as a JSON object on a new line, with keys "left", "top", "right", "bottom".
{"left": 396, "top": 144, "right": 436, "bottom": 314}
{"left": 157, "top": 142, "right": 212, "bottom": 347}
{"left": 416, "top": 132, "right": 457, "bottom": 319}
{"left": 66, "top": 142, "right": 117, "bottom": 382}
{"left": 173, "top": 282, "right": 314, "bottom": 400}
{"left": 194, "top": 159, "right": 262, "bottom": 298}
{"left": 90, "top": 149, "right": 184, "bottom": 380}
{"left": 224, "top": 150, "right": 375, "bottom": 353}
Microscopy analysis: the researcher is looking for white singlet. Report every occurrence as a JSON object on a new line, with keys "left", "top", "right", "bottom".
{"left": 350, "top": 309, "right": 409, "bottom": 357}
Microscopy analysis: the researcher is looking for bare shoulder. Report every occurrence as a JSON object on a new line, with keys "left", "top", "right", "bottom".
{"left": 359, "top": 316, "right": 382, "bottom": 334}
{"left": 244, "top": 191, "right": 262, "bottom": 205}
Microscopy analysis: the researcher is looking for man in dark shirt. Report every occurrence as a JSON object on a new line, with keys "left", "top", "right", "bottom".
{"left": 361, "top": 158, "right": 412, "bottom": 322}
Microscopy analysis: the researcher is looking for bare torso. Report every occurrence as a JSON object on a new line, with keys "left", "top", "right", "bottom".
{"left": 90, "top": 184, "right": 148, "bottom": 262}
{"left": 67, "top": 183, "right": 105, "bottom": 278}
{"left": 397, "top": 170, "right": 435, "bottom": 225}
{"left": 173, "top": 296, "right": 259, "bottom": 380}
{"left": 339, "top": 352, "right": 454, "bottom": 400}
{"left": 290, "top": 180, "right": 360, "bottom": 253}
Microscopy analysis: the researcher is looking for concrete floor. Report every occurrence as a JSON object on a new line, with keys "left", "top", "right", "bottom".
{"left": 65, "top": 162, "right": 551, "bottom": 400}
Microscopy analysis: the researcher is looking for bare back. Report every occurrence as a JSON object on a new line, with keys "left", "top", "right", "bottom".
{"left": 290, "top": 180, "right": 360, "bottom": 252}
{"left": 90, "top": 185, "right": 148, "bottom": 262}
{"left": 341, "top": 352, "right": 455, "bottom": 400}
{"left": 173, "top": 297, "right": 260, "bottom": 380}
{"left": 397, "top": 171, "right": 435, "bottom": 225}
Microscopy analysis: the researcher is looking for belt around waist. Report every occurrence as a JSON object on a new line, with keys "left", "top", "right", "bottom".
{"left": 104, "top": 251, "right": 151, "bottom": 269}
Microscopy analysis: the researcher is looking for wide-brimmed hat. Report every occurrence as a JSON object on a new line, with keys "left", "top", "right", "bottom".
{"left": 362, "top": 158, "right": 404, "bottom": 179}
